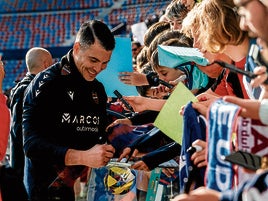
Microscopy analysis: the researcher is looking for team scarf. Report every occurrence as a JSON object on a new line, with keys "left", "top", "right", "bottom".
{"left": 206, "top": 98, "right": 241, "bottom": 191}
{"left": 236, "top": 117, "right": 268, "bottom": 184}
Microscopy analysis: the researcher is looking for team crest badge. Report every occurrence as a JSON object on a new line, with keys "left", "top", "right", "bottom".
{"left": 92, "top": 91, "right": 99, "bottom": 104}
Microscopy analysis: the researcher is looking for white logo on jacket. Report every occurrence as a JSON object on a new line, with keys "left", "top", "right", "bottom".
{"left": 61, "top": 113, "right": 100, "bottom": 125}
{"left": 67, "top": 91, "right": 74, "bottom": 100}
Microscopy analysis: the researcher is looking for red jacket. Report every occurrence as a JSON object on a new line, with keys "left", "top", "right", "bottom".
{"left": 0, "top": 93, "right": 10, "bottom": 161}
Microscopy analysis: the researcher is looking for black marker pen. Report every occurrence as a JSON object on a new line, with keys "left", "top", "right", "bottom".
{"left": 113, "top": 90, "right": 135, "bottom": 113}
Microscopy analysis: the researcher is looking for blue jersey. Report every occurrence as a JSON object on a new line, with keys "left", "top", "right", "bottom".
{"left": 179, "top": 102, "right": 207, "bottom": 192}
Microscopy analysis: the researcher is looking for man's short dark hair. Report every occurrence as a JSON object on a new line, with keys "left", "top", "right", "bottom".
{"left": 76, "top": 20, "right": 115, "bottom": 51}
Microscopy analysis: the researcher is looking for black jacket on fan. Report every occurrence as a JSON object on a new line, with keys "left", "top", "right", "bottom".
{"left": 9, "top": 73, "right": 35, "bottom": 181}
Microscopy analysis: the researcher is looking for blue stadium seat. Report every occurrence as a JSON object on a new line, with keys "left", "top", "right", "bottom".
{"left": 0, "top": 0, "right": 169, "bottom": 92}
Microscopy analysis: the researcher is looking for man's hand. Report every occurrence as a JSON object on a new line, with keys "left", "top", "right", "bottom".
{"left": 223, "top": 96, "right": 260, "bottom": 119}
{"left": 123, "top": 96, "right": 166, "bottom": 112}
{"left": 119, "top": 72, "right": 148, "bottom": 86}
{"left": 131, "top": 160, "right": 150, "bottom": 171}
{"left": 117, "top": 147, "right": 139, "bottom": 163}
{"left": 251, "top": 66, "right": 268, "bottom": 88}
{"left": 192, "top": 93, "right": 219, "bottom": 117}
{"left": 105, "top": 118, "right": 132, "bottom": 132}
{"left": 171, "top": 187, "right": 221, "bottom": 201}
{"left": 65, "top": 144, "right": 115, "bottom": 168}
{"left": 191, "top": 140, "right": 207, "bottom": 168}
{"left": 122, "top": 96, "right": 148, "bottom": 112}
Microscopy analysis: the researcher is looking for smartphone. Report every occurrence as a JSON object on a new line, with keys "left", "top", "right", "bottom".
{"left": 222, "top": 150, "right": 261, "bottom": 171}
